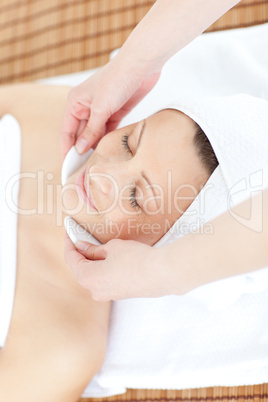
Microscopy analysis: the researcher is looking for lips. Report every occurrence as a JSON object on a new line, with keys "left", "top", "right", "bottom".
{"left": 76, "top": 168, "right": 97, "bottom": 211}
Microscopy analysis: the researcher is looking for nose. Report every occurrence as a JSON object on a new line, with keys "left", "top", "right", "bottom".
{"left": 88, "top": 162, "right": 135, "bottom": 199}
{"left": 88, "top": 163, "right": 115, "bottom": 196}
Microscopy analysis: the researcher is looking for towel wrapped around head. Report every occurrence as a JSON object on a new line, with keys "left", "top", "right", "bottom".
{"left": 156, "top": 93, "right": 268, "bottom": 244}
{"left": 152, "top": 93, "right": 268, "bottom": 309}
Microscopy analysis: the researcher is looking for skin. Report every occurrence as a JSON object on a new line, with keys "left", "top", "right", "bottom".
{"left": 63, "top": 109, "right": 209, "bottom": 244}
{"left": 0, "top": 83, "right": 208, "bottom": 400}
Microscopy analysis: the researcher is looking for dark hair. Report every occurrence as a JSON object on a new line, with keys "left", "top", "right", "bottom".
{"left": 193, "top": 123, "right": 219, "bottom": 176}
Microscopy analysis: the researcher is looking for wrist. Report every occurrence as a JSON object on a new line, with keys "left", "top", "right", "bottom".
{"left": 159, "top": 237, "right": 203, "bottom": 296}
{"left": 112, "top": 42, "right": 164, "bottom": 80}
{"left": 150, "top": 245, "right": 190, "bottom": 297}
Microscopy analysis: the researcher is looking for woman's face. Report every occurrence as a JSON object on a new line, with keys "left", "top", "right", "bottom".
{"left": 62, "top": 109, "right": 209, "bottom": 245}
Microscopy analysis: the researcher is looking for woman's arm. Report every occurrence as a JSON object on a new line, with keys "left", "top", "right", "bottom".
{"left": 165, "top": 188, "right": 268, "bottom": 295}
{"left": 117, "top": 0, "right": 241, "bottom": 74}
{"left": 61, "top": 0, "right": 241, "bottom": 155}
{"left": 66, "top": 188, "right": 268, "bottom": 301}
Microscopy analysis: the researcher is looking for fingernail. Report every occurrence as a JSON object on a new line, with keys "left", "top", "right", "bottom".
{"left": 76, "top": 138, "right": 88, "bottom": 154}
{"left": 75, "top": 241, "right": 90, "bottom": 252}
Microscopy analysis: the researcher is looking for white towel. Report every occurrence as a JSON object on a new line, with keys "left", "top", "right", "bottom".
{"left": 44, "top": 23, "right": 268, "bottom": 396}
{"left": 0, "top": 115, "right": 21, "bottom": 348}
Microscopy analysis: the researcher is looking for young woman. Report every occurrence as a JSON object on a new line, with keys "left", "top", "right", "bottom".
{"left": 0, "top": 83, "right": 218, "bottom": 401}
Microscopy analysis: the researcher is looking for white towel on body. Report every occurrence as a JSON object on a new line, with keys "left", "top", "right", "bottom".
{"left": 0, "top": 115, "right": 21, "bottom": 348}
{"left": 46, "top": 22, "right": 268, "bottom": 396}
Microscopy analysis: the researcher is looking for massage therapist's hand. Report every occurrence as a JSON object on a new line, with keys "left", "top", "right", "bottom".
{"left": 60, "top": 0, "right": 240, "bottom": 158}
{"left": 64, "top": 233, "right": 182, "bottom": 302}
{"left": 60, "top": 57, "right": 160, "bottom": 158}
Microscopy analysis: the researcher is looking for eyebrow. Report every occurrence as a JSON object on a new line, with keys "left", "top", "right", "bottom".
{"left": 141, "top": 170, "right": 158, "bottom": 209}
{"left": 136, "top": 119, "right": 146, "bottom": 150}
{"left": 141, "top": 170, "right": 153, "bottom": 190}
{"left": 134, "top": 120, "right": 158, "bottom": 205}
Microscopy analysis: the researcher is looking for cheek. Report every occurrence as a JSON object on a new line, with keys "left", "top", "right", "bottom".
{"left": 172, "top": 182, "right": 200, "bottom": 216}
{"left": 86, "top": 207, "right": 156, "bottom": 244}
{"left": 99, "top": 206, "right": 143, "bottom": 240}
{"left": 108, "top": 210, "right": 170, "bottom": 245}
{"left": 62, "top": 191, "right": 175, "bottom": 246}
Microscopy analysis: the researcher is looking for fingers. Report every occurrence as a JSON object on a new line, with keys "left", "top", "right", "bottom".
{"left": 64, "top": 231, "right": 108, "bottom": 294}
{"left": 60, "top": 110, "right": 80, "bottom": 159}
{"left": 64, "top": 231, "right": 87, "bottom": 271}
{"left": 60, "top": 88, "right": 91, "bottom": 158}
{"left": 64, "top": 231, "right": 101, "bottom": 286}
{"left": 75, "top": 241, "right": 107, "bottom": 260}
{"left": 76, "top": 119, "right": 88, "bottom": 137}
{"left": 61, "top": 68, "right": 159, "bottom": 156}
{"left": 75, "top": 111, "right": 105, "bottom": 153}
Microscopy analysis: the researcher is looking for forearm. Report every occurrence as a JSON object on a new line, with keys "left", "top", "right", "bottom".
{"left": 163, "top": 188, "right": 268, "bottom": 295}
{"left": 115, "top": 0, "right": 241, "bottom": 75}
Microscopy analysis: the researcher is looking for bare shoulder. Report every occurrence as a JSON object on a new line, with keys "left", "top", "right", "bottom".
{"left": 0, "top": 83, "right": 72, "bottom": 128}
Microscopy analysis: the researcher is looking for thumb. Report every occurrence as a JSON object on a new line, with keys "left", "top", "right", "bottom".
{"left": 75, "top": 241, "right": 107, "bottom": 260}
{"left": 75, "top": 111, "right": 106, "bottom": 153}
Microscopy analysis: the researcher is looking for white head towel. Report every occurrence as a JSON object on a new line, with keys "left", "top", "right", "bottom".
{"left": 156, "top": 92, "right": 268, "bottom": 245}
{"left": 154, "top": 94, "right": 268, "bottom": 309}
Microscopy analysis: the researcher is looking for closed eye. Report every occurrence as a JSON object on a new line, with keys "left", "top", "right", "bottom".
{"left": 129, "top": 186, "right": 140, "bottom": 210}
{"left": 121, "top": 134, "right": 132, "bottom": 154}
{"left": 121, "top": 134, "right": 141, "bottom": 211}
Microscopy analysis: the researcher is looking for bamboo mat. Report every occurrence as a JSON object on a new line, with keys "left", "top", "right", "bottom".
{"left": 0, "top": 0, "right": 267, "bottom": 401}
{"left": 81, "top": 384, "right": 268, "bottom": 402}
{"left": 0, "top": 0, "right": 268, "bottom": 84}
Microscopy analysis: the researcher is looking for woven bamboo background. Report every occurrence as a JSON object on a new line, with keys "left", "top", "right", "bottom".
{"left": 82, "top": 384, "right": 268, "bottom": 402}
{"left": 0, "top": 0, "right": 268, "bottom": 84}
{"left": 0, "top": 0, "right": 267, "bottom": 401}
